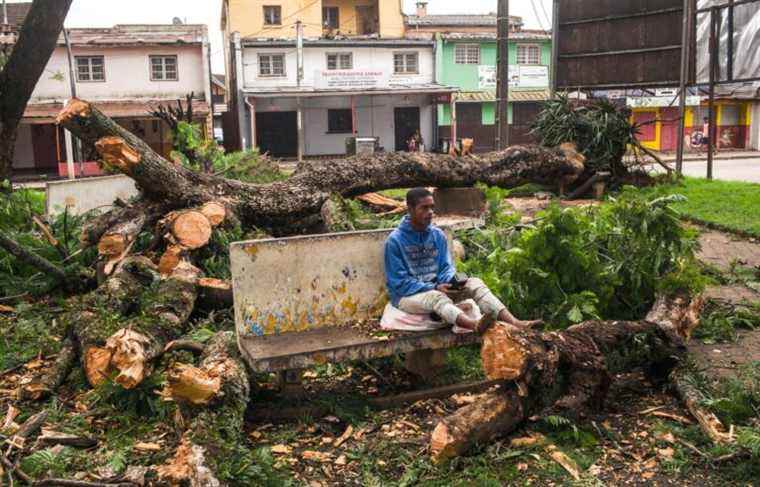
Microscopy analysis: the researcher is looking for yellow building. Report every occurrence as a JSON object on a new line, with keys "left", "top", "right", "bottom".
{"left": 221, "top": 0, "right": 405, "bottom": 41}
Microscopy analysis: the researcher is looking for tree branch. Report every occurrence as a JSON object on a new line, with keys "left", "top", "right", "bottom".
{"left": 0, "top": 229, "right": 68, "bottom": 283}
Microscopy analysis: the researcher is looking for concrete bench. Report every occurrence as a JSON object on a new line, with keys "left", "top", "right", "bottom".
{"left": 230, "top": 228, "right": 480, "bottom": 376}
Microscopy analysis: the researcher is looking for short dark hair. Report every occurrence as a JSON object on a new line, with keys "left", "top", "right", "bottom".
{"left": 406, "top": 188, "right": 433, "bottom": 208}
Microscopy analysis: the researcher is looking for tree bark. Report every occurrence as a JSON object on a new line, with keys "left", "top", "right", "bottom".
{"left": 158, "top": 331, "right": 250, "bottom": 487}
{"left": 57, "top": 99, "right": 586, "bottom": 231}
{"left": 0, "top": 0, "right": 74, "bottom": 182}
{"left": 430, "top": 292, "right": 704, "bottom": 463}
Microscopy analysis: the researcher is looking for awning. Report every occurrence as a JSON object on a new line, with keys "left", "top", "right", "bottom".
{"left": 22, "top": 100, "right": 210, "bottom": 124}
{"left": 456, "top": 89, "right": 552, "bottom": 103}
{"left": 244, "top": 84, "right": 457, "bottom": 99}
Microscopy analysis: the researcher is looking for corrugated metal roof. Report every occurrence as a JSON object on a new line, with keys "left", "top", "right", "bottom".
{"left": 405, "top": 14, "right": 522, "bottom": 27}
{"left": 456, "top": 89, "right": 551, "bottom": 103}
{"left": 4, "top": 2, "right": 31, "bottom": 27}
{"left": 242, "top": 37, "right": 433, "bottom": 47}
{"left": 442, "top": 31, "right": 551, "bottom": 41}
{"left": 61, "top": 24, "right": 207, "bottom": 47}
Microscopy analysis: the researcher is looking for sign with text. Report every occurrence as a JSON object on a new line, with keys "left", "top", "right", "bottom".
{"left": 314, "top": 69, "right": 389, "bottom": 90}
{"left": 478, "top": 65, "right": 549, "bottom": 89}
{"left": 627, "top": 96, "right": 701, "bottom": 108}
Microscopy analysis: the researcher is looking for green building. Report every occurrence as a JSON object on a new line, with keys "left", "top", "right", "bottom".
{"left": 435, "top": 31, "right": 552, "bottom": 152}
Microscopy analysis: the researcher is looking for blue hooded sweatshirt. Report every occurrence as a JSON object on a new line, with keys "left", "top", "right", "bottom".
{"left": 384, "top": 216, "right": 456, "bottom": 306}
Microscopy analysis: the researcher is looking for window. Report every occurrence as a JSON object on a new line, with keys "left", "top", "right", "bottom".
{"left": 517, "top": 44, "right": 541, "bottom": 65}
{"left": 263, "top": 5, "right": 282, "bottom": 26}
{"left": 322, "top": 7, "right": 339, "bottom": 29}
{"left": 454, "top": 44, "right": 480, "bottom": 64}
{"left": 326, "top": 52, "right": 352, "bottom": 70}
{"left": 393, "top": 52, "right": 419, "bottom": 74}
{"left": 75, "top": 56, "right": 105, "bottom": 82}
{"left": 150, "top": 55, "right": 178, "bottom": 81}
{"left": 258, "top": 53, "right": 285, "bottom": 77}
{"left": 327, "top": 109, "right": 353, "bottom": 134}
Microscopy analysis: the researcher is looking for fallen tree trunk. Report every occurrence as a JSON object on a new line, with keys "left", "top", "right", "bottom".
{"left": 57, "top": 99, "right": 585, "bottom": 232}
{"left": 158, "top": 331, "right": 250, "bottom": 487}
{"left": 430, "top": 292, "right": 704, "bottom": 463}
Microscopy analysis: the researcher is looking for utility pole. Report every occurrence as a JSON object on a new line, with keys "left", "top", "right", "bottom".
{"left": 62, "top": 28, "right": 80, "bottom": 178}
{"left": 2, "top": 0, "right": 7, "bottom": 25}
{"left": 495, "top": 0, "right": 510, "bottom": 150}
{"left": 675, "top": 0, "right": 692, "bottom": 175}
{"left": 295, "top": 20, "right": 304, "bottom": 162}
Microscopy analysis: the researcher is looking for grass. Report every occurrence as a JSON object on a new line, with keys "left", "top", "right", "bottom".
{"left": 637, "top": 177, "right": 760, "bottom": 237}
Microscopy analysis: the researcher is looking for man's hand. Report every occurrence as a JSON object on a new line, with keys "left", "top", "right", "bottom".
{"left": 436, "top": 283, "right": 453, "bottom": 293}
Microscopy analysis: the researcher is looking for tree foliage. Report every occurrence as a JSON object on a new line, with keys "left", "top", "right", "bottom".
{"left": 531, "top": 95, "right": 639, "bottom": 178}
{"left": 458, "top": 188, "right": 705, "bottom": 328}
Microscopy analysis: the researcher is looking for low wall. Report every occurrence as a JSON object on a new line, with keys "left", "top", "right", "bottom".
{"left": 46, "top": 174, "right": 139, "bottom": 217}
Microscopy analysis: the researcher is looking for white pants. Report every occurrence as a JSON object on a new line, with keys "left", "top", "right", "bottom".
{"left": 397, "top": 278, "right": 507, "bottom": 325}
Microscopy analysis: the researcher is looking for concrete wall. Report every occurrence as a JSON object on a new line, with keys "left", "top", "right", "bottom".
{"left": 438, "top": 39, "right": 552, "bottom": 92}
{"left": 30, "top": 45, "right": 206, "bottom": 104}
{"left": 226, "top": 0, "right": 403, "bottom": 39}
{"left": 12, "top": 124, "right": 35, "bottom": 169}
{"left": 226, "top": 0, "right": 323, "bottom": 39}
{"left": 751, "top": 101, "right": 760, "bottom": 150}
{"left": 46, "top": 174, "right": 140, "bottom": 217}
{"left": 253, "top": 93, "right": 434, "bottom": 154}
{"left": 242, "top": 44, "right": 434, "bottom": 90}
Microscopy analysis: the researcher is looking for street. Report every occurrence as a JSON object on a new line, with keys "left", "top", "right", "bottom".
{"left": 680, "top": 157, "right": 760, "bottom": 183}
{"left": 647, "top": 156, "right": 760, "bottom": 183}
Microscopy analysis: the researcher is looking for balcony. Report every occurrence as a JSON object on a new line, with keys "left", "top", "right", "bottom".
{"left": 321, "top": 0, "right": 380, "bottom": 37}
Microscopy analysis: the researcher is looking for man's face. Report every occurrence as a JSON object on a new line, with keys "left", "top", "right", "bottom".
{"left": 410, "top": 195, "right": 435, "bottom": 228}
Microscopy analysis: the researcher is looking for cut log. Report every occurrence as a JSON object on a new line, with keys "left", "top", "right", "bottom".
{"left": 158, "top": 245, "right": 186, "bottom": 276}
{"left": 159, "top": 332, "right": 250, "bottom": 487}
{"left": 430, "top": 388, "right": 523, "bottom": 463}
{"left": 357, "top": 193, "right": 405, "bottom": 213}
{"left": 431, "top": 292, "right": 704, "bottom": 463}
{"left": 162, "top": 363, "right": 221, "bottom": 405}
{"left": 101, "top": 261, "right": 202, "bottom": 389}
{"left": 197, "top": 278, "right": 233, "bottom": 308}
{"left": 58, "top": 100, "right": 585, "bottom": 231}
{"left": 199, "top": 202, "right": 226, "bottom": 227}
{"left": 97, "top": 211, "right": 146, "bottom": 258}
{"left": 168, "top": 210, "right": 212, "bottom": 249}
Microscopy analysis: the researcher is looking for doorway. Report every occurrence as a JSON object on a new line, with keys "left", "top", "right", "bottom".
{"left": 256, "top": 111, "right": 298, "bottom": 158}
{"left": 31, "top": 124, "right": 59, "bottom": 172}
{"left": 394, "top": 106, "right": 420, "bottom": 152}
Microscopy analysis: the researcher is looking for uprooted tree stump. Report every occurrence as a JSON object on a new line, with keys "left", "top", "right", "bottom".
{"left": 430, "top": 292, "right": 705, "bottom": 463}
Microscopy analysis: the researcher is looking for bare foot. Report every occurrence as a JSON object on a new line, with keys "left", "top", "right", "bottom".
{"left": 512, "top": 319, "right": 543, "bottom": 329}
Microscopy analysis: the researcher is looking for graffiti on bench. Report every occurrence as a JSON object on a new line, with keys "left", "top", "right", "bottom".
{"left": 231, "top": 229, "right": 398, "bottom": 338}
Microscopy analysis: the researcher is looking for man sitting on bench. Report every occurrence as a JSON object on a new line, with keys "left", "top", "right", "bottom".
{"left": 384, "top": 188, "right": 540, "bottom": 333}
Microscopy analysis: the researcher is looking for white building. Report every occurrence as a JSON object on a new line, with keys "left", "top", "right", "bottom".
{"left": 231, "top": 36, "right": 455, "bottom": 158}
{"left": 11, "top": 24, "right": 212, "bottom": 179}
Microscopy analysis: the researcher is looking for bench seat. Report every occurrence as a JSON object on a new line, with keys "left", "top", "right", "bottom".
{"left": 238, "top": 326, "right": 481, "bottom": 373}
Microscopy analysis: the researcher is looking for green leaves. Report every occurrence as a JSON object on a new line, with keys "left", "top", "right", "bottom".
{"left": 458, "top": 189, "right": 702, "bottom": 329}
{"left": 531, "top": 95, "right": 637, "bottom": 177}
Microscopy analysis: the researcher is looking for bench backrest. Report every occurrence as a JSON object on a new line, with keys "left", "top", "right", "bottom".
{"left": 230, "top": 228, "right": 452, "bottom": 339}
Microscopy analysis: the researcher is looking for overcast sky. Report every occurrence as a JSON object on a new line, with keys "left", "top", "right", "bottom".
{"left": 7, "top": 0, "right": 553, "bottom": 73}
